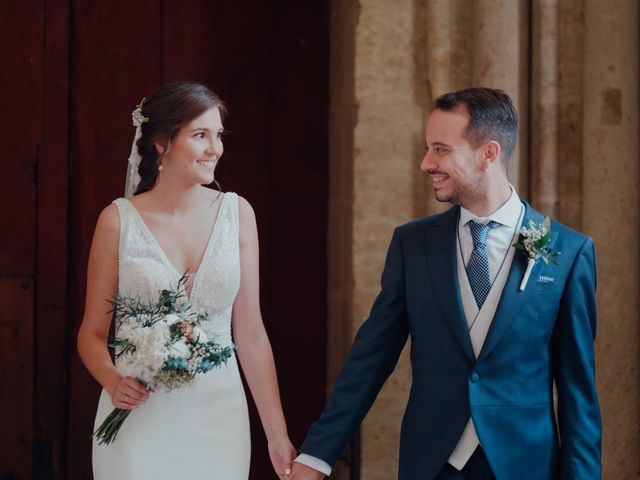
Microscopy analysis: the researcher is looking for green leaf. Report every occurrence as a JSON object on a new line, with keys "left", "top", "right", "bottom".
{"left": 535, "top": 230, "right": 551, "bottom": 249}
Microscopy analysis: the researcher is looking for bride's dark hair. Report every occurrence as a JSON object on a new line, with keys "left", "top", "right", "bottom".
{"left": 134, "top": 82, "right": 227, "bottom": 195}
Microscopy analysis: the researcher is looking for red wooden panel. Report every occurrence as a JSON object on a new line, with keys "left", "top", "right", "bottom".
{"left": 263, "top": 0, "right": 329, "bottom": 444}
{"left": 161, "top": 0, "right": 274, "bottom": 214}
{"left": 34, "top": 1, "right": 70, "bottom": 478}
{"left": 0, "top": 278, "right": 34, "bottom": 479}
{"left": 0, "top": 0, "right": 42, "bottom": 275}
{"left": 66, "top": 1, "right": 164, "bottom": 477}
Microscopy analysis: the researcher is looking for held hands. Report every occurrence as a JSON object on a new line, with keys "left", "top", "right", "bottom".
{"left": 290, "top": 462, "right": 325, "bottom": 480}
{"left": 108, "top": 375, "right": 150, "bottom": 409}
{"left": 268, "top": 435, "right": 297, "bottom": 478}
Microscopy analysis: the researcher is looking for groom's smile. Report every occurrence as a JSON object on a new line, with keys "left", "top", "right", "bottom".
{"left": 428, "top": 171, "right": 450, "bottom": 184}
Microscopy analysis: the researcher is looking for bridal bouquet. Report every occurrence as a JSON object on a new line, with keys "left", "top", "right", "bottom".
{"left": 93, "top": 276, "right": 235, "bottom": 445}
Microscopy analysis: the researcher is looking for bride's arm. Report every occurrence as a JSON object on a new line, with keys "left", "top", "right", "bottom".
{"left": 77, "top": 204, "right": 148, "bottom": 409}
{"left": 233, "top": 195, "right": 295, "bottom": 476}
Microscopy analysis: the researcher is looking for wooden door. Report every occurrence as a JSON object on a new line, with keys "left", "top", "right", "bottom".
{"left": 0, "top": 1, "right": 69, "bottom": 478}
{"left": 1, "top": 1, "right": 328, "bottom": 478}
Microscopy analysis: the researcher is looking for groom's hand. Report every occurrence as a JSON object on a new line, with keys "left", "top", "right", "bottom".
{"left": 290, "top": 461, "right": 325, "bottom": 479}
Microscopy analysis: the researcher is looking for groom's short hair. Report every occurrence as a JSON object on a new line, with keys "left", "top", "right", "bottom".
{"left": 435, "top": 88, "right": 518, "bottom": 163}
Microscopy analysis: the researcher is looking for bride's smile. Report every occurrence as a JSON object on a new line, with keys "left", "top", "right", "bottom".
{"left": 156, "top": 107, "right": 224, "bottom": 187}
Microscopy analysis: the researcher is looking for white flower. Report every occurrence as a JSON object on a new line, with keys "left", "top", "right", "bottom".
{"left": 116, "top": 321, "right": 172, "bottom": 382}
{"left": 191, "top": 325, "right": 209, "bottom": 343}
{"left": 116, "top": 322, "right": 134, "bottom": 341}
{"left": 164, "top": 313, "right": 182, "bottom": 325}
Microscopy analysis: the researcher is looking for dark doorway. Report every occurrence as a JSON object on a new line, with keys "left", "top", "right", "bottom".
{"left": 1, "top": 1, "right": 328, "bottom": 478}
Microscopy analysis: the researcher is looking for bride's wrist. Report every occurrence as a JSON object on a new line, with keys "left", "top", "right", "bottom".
{"left": 265, "top": 429, "right": 290, "bottom": 445}
{"left": 106, "top": 374, "right": 123, "bottom": 397}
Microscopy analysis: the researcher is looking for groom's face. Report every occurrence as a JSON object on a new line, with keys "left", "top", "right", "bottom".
{"left": 421, "top": 107, "right": 485, "bottom": 208}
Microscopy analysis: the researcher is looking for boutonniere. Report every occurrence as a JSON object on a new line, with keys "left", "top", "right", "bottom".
{"left": 513, "top": 217, "right": 561, "bottom": 291}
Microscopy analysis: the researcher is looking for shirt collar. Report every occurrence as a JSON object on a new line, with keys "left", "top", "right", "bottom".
{"left": 459, "top": 185, "right": 522, "bottom": 229}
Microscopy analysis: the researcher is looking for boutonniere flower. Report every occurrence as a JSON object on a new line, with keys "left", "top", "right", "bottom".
{"left": 513, "top": 217, "right": 561, "bottom": 291}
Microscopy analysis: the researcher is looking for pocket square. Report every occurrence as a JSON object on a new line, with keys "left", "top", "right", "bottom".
{"left": 537, "top": 275, "right": 555, "bottom": 284}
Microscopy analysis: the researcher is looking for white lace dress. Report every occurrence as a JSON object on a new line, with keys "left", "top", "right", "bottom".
{"left": 92, "top": 192, "right": 251, "bottom": 479}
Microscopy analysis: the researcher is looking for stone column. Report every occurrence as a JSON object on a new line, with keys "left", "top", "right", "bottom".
{"left": 350, "top": 2, "right": 424, "bottom": 478}
{"left": 531, "top": 0, "right": 559, "bottom": 217}
{"left": 582, "top": 1, "right": 640, "bottom": 477}
{"left": 555, "top": 0, "right": 585, "bottom": 230}
{"left": 328, "top": 1, "right": 427, "bottom": 478}
{"left": 472, "top": 0, "right": 530, "bottom": 195}
{"left": 418, "top": 0, "right": 472, "bottom": 218}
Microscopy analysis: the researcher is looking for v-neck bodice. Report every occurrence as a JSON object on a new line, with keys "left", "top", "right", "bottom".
{"left": 112, "top": 193, "right": 240, "bottom": 345}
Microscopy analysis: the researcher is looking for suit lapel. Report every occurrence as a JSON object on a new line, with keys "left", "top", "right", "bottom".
{"left": 425, "top": 207, "right": 475, "bottom": 363}
{"left": 476, "top": 202, "right": 558, "bottom": 362}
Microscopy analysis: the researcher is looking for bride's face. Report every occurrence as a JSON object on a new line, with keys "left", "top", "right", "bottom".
{"left": 157, "top": 107, "right": 224, "bottom": 186}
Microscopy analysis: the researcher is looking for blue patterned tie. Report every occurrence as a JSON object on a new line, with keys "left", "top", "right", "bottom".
{"left": 466, "top": 220, "right": 501, "bottom": 308}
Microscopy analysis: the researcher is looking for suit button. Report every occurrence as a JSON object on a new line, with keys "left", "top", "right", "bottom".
{"left": 470, "top": 372, "right": 480, "bottom": 383}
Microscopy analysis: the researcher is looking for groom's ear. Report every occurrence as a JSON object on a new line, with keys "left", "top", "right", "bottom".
{"left": 479, "top": 140, "right": 502, "bottom": 171}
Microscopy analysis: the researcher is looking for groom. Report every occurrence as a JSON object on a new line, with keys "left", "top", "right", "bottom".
{"left": 291, "top": 88, "right": 601, "bottom": 479}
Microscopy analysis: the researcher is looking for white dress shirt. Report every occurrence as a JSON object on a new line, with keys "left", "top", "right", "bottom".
{"left": 295, "top": 453, "right": 332, "bottom": 477}
{"left": 296, "top": 188, "right": 524, "bottom": 476}
{"left": 457, "top": 187, "right": 523, "bottom": 288}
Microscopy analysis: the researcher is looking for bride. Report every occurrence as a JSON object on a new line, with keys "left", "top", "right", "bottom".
{"left": 77, "top": 82, "right": 295, "bottom": 479}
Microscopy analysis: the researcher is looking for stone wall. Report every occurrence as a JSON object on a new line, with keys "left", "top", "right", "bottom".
{"left": 328, "top": 1, "right": 639, "bottom": 478}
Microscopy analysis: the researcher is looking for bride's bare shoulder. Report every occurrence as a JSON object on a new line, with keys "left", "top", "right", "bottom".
{"left": 85, "top": 203, "right": 120, "bottom": 281}
{"left": 236, "top": 195, "right": 257, "bottom": 242}
{"left": 94, "top": 202, "right": 120, "bottom": 240}
{"left": 236, "top": 194, "right": 255, "bottom": 218}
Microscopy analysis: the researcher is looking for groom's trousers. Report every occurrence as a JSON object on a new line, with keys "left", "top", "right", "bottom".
{"left": 436, "top": 448, "right": 495, "bottom": 480}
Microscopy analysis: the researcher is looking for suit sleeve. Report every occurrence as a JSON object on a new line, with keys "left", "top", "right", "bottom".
{"left": 299, "top": 228, "right": 410, "bottom": 467}
{"left": 552, "top": 237, "right": 602, "bottom": 479}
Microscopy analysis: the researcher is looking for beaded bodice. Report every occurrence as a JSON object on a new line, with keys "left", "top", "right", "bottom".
{"left": 112, "top": 192, "right": 240, "bottom": 345}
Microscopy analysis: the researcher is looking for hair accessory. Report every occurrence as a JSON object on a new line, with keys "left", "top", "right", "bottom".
{"left": 131, "top": 98, "right": 149, "bottom": 127}
{"left": 124, "top": 98, "right": 148, "bottom": 197}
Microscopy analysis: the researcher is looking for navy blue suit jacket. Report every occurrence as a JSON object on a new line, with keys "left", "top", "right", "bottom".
{"left": 300, "top": 203, "right": 601, "bottom": 479}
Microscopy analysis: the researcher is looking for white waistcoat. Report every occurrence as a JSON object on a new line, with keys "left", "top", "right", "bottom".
{"left": 447, "top": 234, "right": 517, "bottom": 470}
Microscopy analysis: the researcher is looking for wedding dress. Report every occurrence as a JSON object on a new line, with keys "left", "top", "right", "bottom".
{"left": 92, "top": 192, "right": 251, "bottom": 479}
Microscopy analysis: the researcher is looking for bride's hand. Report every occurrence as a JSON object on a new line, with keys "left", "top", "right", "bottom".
{"left": 268, "top": 435, "right": 296, "bottom": 478}
{"left": 108, "top": 376, "right": 150, "bottom": 409}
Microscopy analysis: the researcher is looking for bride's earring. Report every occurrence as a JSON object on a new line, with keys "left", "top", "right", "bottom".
{"left": 157, "top": 141, "right": 170, "bottom": 174}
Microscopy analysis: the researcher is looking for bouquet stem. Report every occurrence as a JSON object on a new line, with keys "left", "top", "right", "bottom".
{"left": 93, "top": 408, "right": 131, "bottom": 445}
